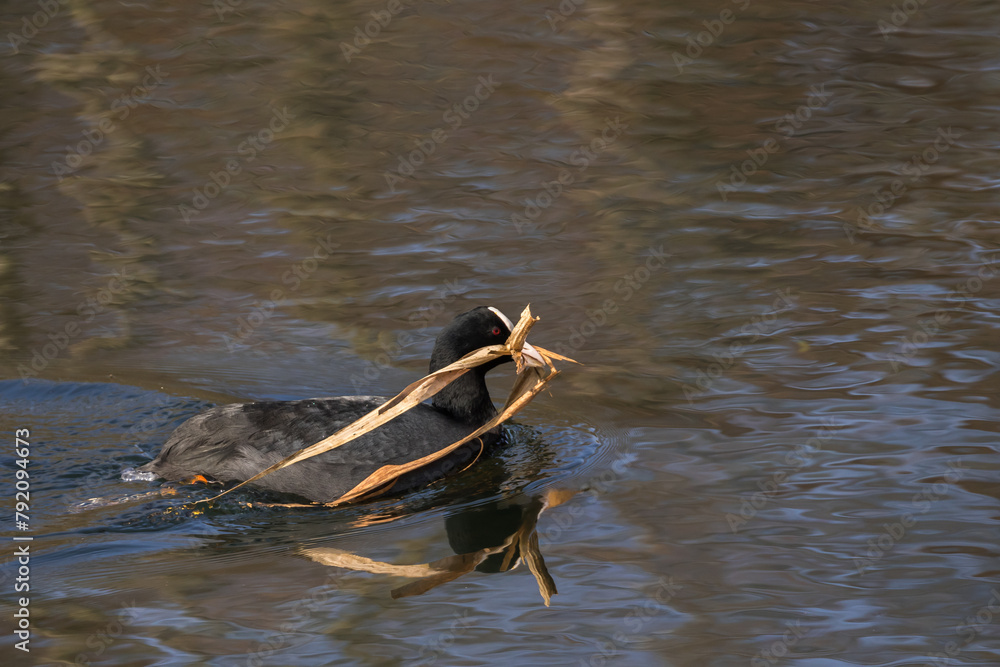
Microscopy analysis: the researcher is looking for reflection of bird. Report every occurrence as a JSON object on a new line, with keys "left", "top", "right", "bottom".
{"left": 302, "top": 489, "right": 573, "bottom": 605}
{"left": 446, "top": 496, "right": 542, "bottom": 574}
{"left": 139, "top": 307, "right": 544, "bottom": 503}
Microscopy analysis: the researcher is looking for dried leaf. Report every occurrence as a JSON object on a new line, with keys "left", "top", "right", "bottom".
{"left": 531, "top": 346, "right": 581, "bottom": 366}
{"left": 333, "top": 367, "right": 558, "bottom": 505}
{"left": 508, "top": 304, "right": 539, "bottom": 373}
{"left": 196, "top": 305, "right": 575, "bottom": 507}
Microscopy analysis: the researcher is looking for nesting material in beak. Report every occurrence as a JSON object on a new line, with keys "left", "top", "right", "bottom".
{"left": 521, "top": 341, "right": 545, "bottom": 369}
{"left": 194, "top": 304, "right": 576, "bottom": 509}
{"left": 488, "top": 306, "right": 546, "bottom": 373}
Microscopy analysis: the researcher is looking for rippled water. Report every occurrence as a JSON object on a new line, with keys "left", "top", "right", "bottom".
{"left": 2, "top": 0, "right": 1000, "bottom": 664}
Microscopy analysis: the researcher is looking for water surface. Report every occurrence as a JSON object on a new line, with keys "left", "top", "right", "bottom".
{"left": 2, "top": 0, "right": 1000, "bottom": 665}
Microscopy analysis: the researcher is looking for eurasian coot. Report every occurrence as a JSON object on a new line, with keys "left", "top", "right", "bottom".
{"left": 140, "top": 306, "right": 545, "bottom": 503}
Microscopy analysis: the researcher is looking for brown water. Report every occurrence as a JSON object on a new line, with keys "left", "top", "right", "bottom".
{"left": 2, "top": 0, "right": 1000, "bottom": 664}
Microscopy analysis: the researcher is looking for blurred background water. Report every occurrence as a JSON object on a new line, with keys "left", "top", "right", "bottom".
{"left": 1, "top": 0, "right": 1000, "bottom": 664}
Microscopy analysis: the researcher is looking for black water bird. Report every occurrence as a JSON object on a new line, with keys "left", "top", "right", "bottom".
{"left": 140, "top": 306, "right": 544, "bottom": 503}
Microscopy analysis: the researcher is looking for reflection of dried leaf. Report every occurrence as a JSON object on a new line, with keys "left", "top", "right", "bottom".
{"left": 302, "top": 491, "right": 565, "bottom": 605}
{"left": 302, "top": 546, "right": 494, "bottom": 600}
{"left": 389, "top": 552, "right": 486, "bottom": 599}
{"left": 544, "top": 488, "right": 577, "bottom": 509}
{"left": 506, "top": 497, "right": 558, "bottom": 606}
{"left": 521, "top": 529, "right": 556, "bottom": 606}
{"left": 196, "top": 305, "right": 575, "bottom": 507}
{"left": 498, "top": 541, "right": 519, "bottom": 572}
{"left": 302, "top": 547, "right": 470, "bottom": 578}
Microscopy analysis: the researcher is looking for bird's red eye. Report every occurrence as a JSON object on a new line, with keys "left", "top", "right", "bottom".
{"left": 492, "top": 326, "right": 502, "bottom": 336}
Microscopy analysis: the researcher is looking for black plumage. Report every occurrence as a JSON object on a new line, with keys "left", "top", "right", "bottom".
{"left": 140, "top": 306, "right": 540, "bottom": 503}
